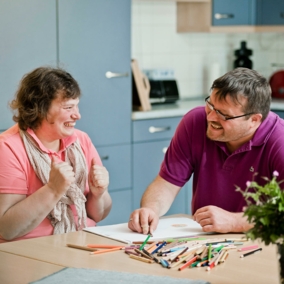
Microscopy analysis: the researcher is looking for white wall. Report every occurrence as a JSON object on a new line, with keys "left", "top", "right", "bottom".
{"left": 131, "top": 0, "right": 284, "bottom": 99}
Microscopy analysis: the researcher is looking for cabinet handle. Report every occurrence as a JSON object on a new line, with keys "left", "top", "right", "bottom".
{"left": 162, "top": 147, "right": 168, "bottom": 154}
{"left": 100, "top": 155, "right": 109, "bottom": 160}
{"left": 149, "top": 126, "right": 171, "bottom": 133}
{"left": 105, "top": 71, "right": 129, "bottom": 79}
{"left": 214, "top": 13, "right": 234, "bottom": 20}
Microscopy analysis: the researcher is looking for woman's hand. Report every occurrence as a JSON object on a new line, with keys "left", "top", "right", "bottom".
{"left": 88, "top": 158, "right": 109, "bottom": 197}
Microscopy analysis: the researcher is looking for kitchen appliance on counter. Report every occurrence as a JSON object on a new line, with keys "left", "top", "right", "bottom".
{"left": 143, "top": 68, "right": 179, "bottom": 104}
{"left": 269, "top": 69, "right": 284, "bottom": 99}
{"left": 148, "top": 79, "right": 179, "bottom": 104}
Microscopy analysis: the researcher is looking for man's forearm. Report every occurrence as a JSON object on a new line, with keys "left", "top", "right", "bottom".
{"left": 140, "top": 176, "right": 181, "bottom": 217}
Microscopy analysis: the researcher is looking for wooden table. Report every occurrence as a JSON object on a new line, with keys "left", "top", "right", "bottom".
{"left": 0, "top": 251, "right": 64, "bottom": 284}
{"left": 0, "top": 229, "right": 280, "bottom": 284}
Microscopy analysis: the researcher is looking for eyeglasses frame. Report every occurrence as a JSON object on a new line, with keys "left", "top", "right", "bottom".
{"left": 204, "top": 96, "right": 254, "bottom": 121}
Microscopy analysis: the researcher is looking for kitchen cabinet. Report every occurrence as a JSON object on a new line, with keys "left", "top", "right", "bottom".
{"left": 0, "top": 0, "right": 132, "bottom": 226}
{"left": 256, "top": 0, "right": 284, "bottom": 25}
{"left": 0, "top": 0, "right": 57, "bottom": 132}
{"left": 177, "top": 0, "right": 284, "bottom": 33}
{"left": 58, "top": 0, "right": 131, "bottom": 147}
{"left": 132, "top": 117, "right": 192, "bottom": 215}
{"left": 98, "top": 189, "right": 132, "bottom": 225}
{"left": 212, "top": 0, "right": 253, "bottom": 26}
{"left": 58, "top": 0, "right": 132, "bottom": 225}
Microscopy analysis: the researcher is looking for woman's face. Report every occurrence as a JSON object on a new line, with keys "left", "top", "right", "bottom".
{"left": 40, "top": 95, "right": 81, "bottom": 140}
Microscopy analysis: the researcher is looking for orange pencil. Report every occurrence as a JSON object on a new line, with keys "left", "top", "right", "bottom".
{"left": 87, "top": 244, "right": 124, "bottom": 249}
{"left": 90, "top": 247, "right": 124, "bottom": 255}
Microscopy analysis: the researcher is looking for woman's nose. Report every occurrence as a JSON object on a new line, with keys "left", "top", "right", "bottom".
{"left": 71, "top": 108, "right": 81, "bottom": 120}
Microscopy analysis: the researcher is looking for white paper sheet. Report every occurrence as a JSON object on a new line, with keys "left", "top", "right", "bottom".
{"left": 83, "top": 217, "right": 207, "bottom": 244}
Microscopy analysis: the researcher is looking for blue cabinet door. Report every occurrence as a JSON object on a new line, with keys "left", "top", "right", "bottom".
{"left": 256, "top": 0, "right": 284, "bottom": 25}
{"left": 96, "top": 144, "right": 131, "bottom": 191}
{"left": 58, "top": 0, "right": 131, "bottom": 147}
{"left": 98, "top": 189, "right": 132, "bottom": 225}
{"left": 0, "top": 0, "right": 57, "bottom": 131}
{"left": 133, "top": 139, "right": 191, "bottom": 215}
{"left": 212, "top": 0, "right": 253, "bottom": 26}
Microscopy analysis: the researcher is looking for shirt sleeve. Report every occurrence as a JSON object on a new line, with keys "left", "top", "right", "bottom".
{"left": 159, "top": 109, "right": 198, "bottom": 187}
{"left": 0, "top": 141, "right": 29, "bottom": 194}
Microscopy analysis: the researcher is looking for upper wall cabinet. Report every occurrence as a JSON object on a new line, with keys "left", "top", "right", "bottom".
{"left": 212, "top": 0, "right": 253, "bottom": 26}
{"left": 177, "top": 0, "right": 284, "bottom": 33}
{"left": 256, "top": 0, "right": 284, "bottom": 25}
{"left": 0, "top": 0, "right": 57, "bottom": 131}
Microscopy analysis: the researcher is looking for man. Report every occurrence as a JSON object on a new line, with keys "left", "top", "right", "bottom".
{"left": 128, "top": 67, "right": 284, "bottom": 235}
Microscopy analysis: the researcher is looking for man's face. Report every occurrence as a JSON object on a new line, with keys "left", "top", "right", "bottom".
{"left": 205, "top": 89, "right": 256, "bottom": 152}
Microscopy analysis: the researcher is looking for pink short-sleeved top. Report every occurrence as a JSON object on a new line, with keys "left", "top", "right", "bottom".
{"left": 0, "top": 124, "right": 102, "bottom": 243}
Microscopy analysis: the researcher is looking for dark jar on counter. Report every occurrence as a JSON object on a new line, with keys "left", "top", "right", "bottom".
{"left": 234, "top": 41, "right": 253, "bottom": 69}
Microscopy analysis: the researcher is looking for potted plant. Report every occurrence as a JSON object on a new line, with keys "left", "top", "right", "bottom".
{"left": 236, "top": 171, "right": 284, "bottom": 284}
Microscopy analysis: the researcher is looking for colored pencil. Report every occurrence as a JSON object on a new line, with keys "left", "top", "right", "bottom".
{"left": 66, "top": 244, "right": 98, "bottom": 252}
{"left": 87, "top": 244, "right": 125, "bottom": 249}
{"left": 129, "top": 254, "right": 155, "bottom": 263}
{"left": 178, "top": 256, "right": 198, "bottom": 271}
{"left": 240, "top": 248, "right": 262, "bottom": 258}
{"left": 90, "top": 247, "right": 123, "bottom": 255}
{"left": 238, "top": 244, "right": 259, "bottom": 252}
{"left": 139, "top": 234, "right": 151, "bottom": 250}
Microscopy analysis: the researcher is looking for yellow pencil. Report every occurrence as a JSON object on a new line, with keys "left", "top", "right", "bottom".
{"left": 129, "top": 254, "right": 155, "bottom": 263}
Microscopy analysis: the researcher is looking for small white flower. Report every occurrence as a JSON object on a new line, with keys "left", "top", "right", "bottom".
{"left": 273, "top": 171, "right": 279, "bottom": 177}
{"left": 246, "top": 181, "right": 251, "bottom": 187}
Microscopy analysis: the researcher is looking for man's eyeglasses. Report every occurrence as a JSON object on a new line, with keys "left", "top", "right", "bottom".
{"left": 205, "top": 96, "right": 254, "bottom": 121}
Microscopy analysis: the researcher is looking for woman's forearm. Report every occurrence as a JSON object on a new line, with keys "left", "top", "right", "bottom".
{"left": 0, "top": 185, "right": 62, "bottom": 240}
{"left": 86, "top": 190, "right": 112, "bottom": 223}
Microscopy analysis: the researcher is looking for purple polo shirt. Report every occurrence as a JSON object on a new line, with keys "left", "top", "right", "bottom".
{"left": 159, "top": 106, "right": 284, "bottom": 214}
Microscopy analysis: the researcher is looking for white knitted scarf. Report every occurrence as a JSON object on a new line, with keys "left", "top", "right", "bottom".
{"left": 20, "top": 130, "right": 88, "bottom": 234}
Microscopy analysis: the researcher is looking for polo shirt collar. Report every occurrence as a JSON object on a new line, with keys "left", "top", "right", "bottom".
{"left": 26, "top": 128, "right": 77, "bottom": 154}
{"left": 215, "top": 111, "right": 277, "bottom": 154}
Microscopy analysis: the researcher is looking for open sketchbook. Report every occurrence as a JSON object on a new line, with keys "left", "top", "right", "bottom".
{"left": 83, "top": 217, "right": 207, "bottom": 244}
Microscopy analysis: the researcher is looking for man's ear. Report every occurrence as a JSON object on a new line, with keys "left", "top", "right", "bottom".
{"left": 251, "top": 113, "right": 262, "bottom": 124}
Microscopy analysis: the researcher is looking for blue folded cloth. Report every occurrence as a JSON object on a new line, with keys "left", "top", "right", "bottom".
{"left": 30, "top": 267, "right": 211, "bottom": 284}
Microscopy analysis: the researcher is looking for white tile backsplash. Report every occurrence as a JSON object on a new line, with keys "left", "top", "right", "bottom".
{"left": 131, "top": 0, "right": 284, "bottom": 99}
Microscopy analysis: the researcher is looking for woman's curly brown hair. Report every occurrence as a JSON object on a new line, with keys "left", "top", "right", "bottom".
{"left": 10, "top": 66, "right": 81, "bottom": 130}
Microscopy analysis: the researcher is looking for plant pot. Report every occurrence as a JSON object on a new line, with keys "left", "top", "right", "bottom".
{"left": 278, "top": 244, "right": 284, "bottom": 284}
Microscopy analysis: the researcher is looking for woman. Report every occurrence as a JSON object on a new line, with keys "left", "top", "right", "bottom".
{"left": 0, "top": 67, "right": 112, "bottom": 242}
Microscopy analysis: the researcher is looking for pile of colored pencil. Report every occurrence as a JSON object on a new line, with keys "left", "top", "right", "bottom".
{"left": 124, "top": 237, "right": 257, "bottom": 271}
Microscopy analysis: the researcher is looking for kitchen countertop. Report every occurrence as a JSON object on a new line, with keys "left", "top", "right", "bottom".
{"left": 132, "top": 97, "right": 284, "bottom": 120}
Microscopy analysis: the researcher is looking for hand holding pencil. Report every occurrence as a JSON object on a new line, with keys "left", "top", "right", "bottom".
{"left": 128, "top": 207, "right": 159, "bottom": 236}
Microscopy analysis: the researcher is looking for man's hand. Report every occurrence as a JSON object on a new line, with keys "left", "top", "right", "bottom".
{"left": 193, "top": 205, "right": 251, "bottom": 233}
{"left": 88, "top": 158, "right": 109, "bottom": 197}
{"left": 128, "top": 207, "right": 159, "bottom": 235}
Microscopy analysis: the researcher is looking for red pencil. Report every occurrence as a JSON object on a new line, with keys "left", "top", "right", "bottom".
{"left": 206, "top": 262, "right": 215, "bottom": 271}
{"left": 178, "top": 256, "right": 198, "bottom": 271}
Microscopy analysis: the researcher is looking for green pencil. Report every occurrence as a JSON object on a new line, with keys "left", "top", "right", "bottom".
{"left": 139, "top": 234, "right": 151, "bottom": 250}
{"left": 208, "top": 244, "right": 212, "bottom": 260}
{"left": 166, "top": 237, "right": 207, "bottom": 242}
